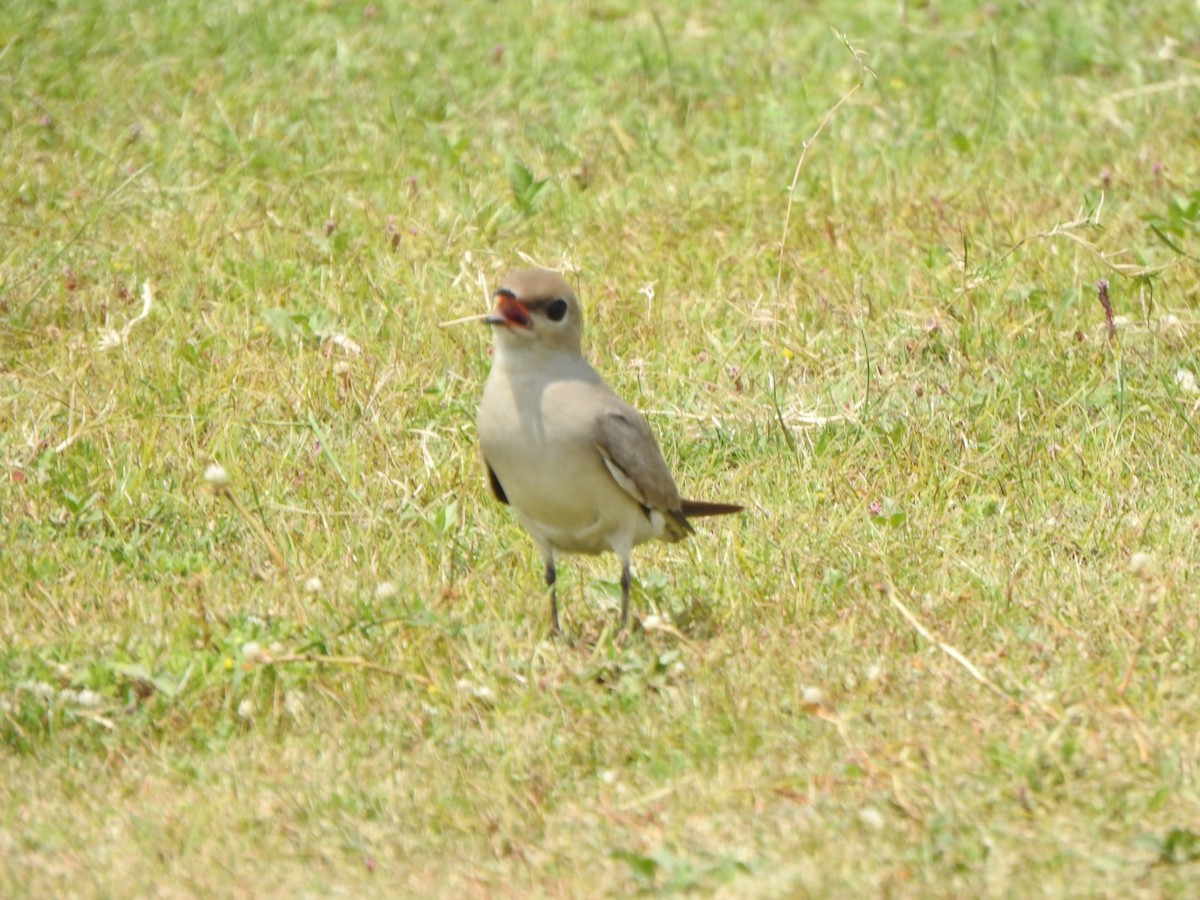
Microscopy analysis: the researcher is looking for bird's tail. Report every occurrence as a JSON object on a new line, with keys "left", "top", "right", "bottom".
{"left": 680, "top": 499, "right": 744, "bottom": 518}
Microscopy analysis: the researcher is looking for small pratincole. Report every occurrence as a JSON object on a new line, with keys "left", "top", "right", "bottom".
{"left": 476, "top": 269, "right": 742, "bottom": 633}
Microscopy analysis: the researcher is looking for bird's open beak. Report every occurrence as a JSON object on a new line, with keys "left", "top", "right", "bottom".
{"left": 485, "top": 290, "right": 533, "bottom": 330}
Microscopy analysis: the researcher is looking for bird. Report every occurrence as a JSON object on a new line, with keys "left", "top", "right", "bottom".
{"left": 476, "top": 268, "right": 742, "bottom": 634}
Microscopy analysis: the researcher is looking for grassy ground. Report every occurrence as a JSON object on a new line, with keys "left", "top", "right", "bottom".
{"left": 3, "top": 0, "right": 1200, "bottom": 895}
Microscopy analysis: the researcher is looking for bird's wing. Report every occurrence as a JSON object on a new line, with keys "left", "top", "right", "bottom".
{"left": 593, "top": 407, "right": 684, "bottom": 516}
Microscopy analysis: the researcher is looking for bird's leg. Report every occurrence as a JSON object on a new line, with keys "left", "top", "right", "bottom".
{"left": 544, "top": 558, "right": 560, "bottom": 635}
{"left": 619, "top": 561, "right": 632, "bottom": 632}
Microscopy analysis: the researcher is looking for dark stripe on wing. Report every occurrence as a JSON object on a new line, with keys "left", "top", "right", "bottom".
{"left": 486, "top": 463, "right": 509, "bottom": 505}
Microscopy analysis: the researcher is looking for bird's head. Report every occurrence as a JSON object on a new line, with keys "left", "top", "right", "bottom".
{"left": 485, "top": 269, "right": 583, "bottom": 358}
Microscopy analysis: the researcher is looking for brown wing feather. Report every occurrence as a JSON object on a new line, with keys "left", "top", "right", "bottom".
{"left": 594, "top": 409, "right": 682, "bottom": 513}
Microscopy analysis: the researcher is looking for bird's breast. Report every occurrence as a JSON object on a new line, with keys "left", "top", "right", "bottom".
{"left": 478, "top": 368, "right": 661, "bottom": 553}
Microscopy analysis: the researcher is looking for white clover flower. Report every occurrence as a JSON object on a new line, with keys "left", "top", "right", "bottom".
{"left": 1129, "top": 552, "right": 1156, "bottom": 581}
{"left": 801, "top": 686, "right": 826, "bottom": 706}
{"left": 203, "top": 463, "right": 230, "bottom": 489}
{"left": 241, "top": 642, "right": 265, "bottom": 663}
{"left": 858, "top": 807, "right": 885, "bottom": 831}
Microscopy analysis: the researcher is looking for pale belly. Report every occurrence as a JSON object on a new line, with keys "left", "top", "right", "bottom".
{"left": 495, "top": 456, "right": 661, "bottom": 555}
{"left": 479, "top": 367, "right": 663, "bottom": 555}
{"left": 513, "top": 492, "right": 661, "bottom": 555}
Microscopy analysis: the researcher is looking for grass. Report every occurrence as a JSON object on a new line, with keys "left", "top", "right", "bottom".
{"left": 2, "top": 0, "right": 1200, "bottom": 894}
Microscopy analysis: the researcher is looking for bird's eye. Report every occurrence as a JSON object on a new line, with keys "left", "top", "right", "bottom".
{"left": 546, "top": 299, "right": 568, "bottom": 322}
